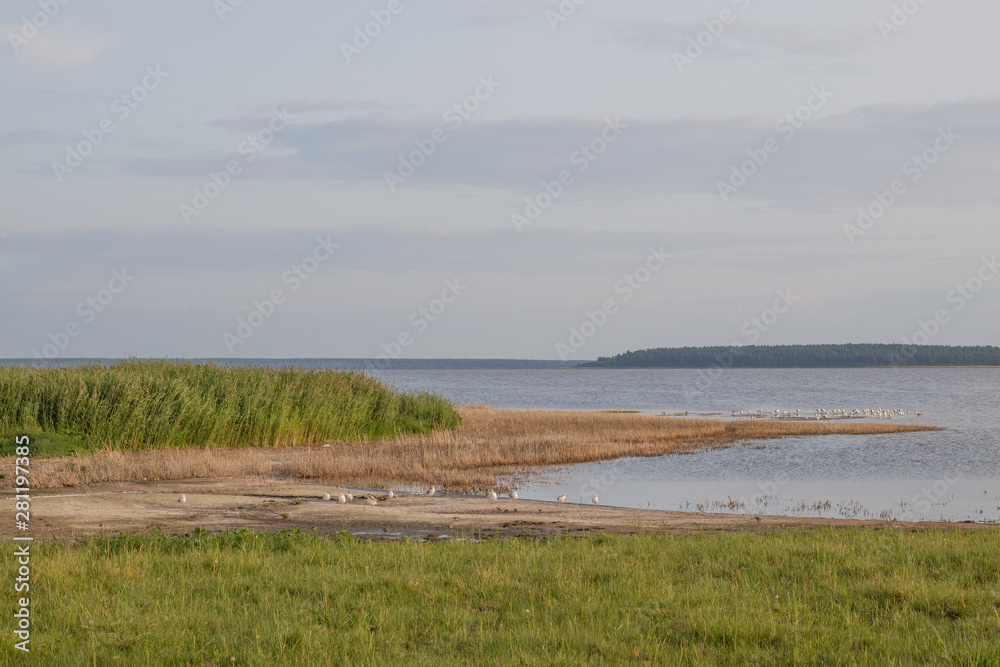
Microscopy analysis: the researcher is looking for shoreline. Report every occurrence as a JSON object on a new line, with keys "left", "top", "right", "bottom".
{"left": 1, "top": 408, "right": 957, "bottom": 541}
{"left": 2, "top": 407, "right": 938, "bottom": 492}
{"left": 3, "top": 477, "right": 993, "bottom": 543}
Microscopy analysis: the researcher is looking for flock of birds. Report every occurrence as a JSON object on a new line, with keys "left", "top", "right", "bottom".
{"left": 178, "top": 487, "right": 596, "bottom": 505}
{"left": 732, "top": 407, "right": 921, "bottom": 420}
{"left": 317, "top": 489, "right": 389, "bottom": 505}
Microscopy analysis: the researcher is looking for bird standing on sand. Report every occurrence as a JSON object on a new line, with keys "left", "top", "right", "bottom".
{"left": 337, "top": 494, "right": 347, "bottom": 504}
{"left": 510, "top": 491, "right": 518, "bottom": 501}
{"left": 386, "top": 489, "right": 394, "bottom": 500}
{"left": 557, "top": 494, "right": 567, "bottom": 503}
{"left": 488, "top": 490, "right": 498, "bottom": 501}
{"left": 427, "top": 486, "right": 437, "bottom": 497}
{"left": 322, "top": 492, "right": 331, "bottom": 501}
{"left": 346, "top": 492, "right": 353, "bottom": 502}
{"left": 367, "top": 496, "right": 378, "bottom": 506}
{"left": 178, "top": 494, "right": 186, "bottom": 504}
{"left": 592, "top": 495, "right": 599, "bottom": 505}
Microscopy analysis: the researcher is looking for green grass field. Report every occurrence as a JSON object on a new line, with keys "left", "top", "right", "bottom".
{"left": 0, "top": 361, "right": 459, "bottom": 456}
{"left": 3, "top": 527, "right": 998, "bottom": 665}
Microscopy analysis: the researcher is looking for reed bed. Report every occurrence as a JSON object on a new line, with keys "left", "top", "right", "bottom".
{"left": 9, "top": 407, "right": 938, "bottom": 491}
{"left": 0, "top": 360, "right": 459, "bottom": 452}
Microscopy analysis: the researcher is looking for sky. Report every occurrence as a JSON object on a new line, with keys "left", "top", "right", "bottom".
{"left": 1, "top": 0, "right": 998, "bottom": 360}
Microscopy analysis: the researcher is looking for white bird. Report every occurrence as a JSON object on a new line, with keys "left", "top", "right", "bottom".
{"left": 346, "top": 492, "right": 353, "bottom": 502}
{"left": 427, "top": 486, "right": 437, "bottom": 497}
{"left": 367, "top": 495, "right": 378, "bottom": 506}
{"left": 510, "top": 491, "right": 518, "bottom": 501}
{"left": 337, "top": 494, "right": 346, "bottom": 504}
{"left": 178, "top": 494, "right": 186, "bottom": 504}
{"left": 322, "top": 492, "right": 331, "bottom": 501}
{"left": 592, "top": 495, "right": 599, "bottom": 505}
{"left": 488, "top": 490, "right": 498, "bottom": 501}
{"left": 557, "top": 493, "right": 567, "bottom": 503}
{"left": 386, "top": 489, "right": 394, "bottom": 500}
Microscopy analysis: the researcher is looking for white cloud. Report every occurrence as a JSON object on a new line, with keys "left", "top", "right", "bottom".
{"left": 14, "top": 27, "right": 114, "bottom": 68}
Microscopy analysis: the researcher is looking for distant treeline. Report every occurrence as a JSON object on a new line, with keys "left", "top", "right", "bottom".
{"left": 581, "top": 344, "right": 1000, "bottom": 369}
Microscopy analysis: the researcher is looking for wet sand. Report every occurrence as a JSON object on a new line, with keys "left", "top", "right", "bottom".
{"left": 3, "top": 477, "right": 988, "bottom": 543}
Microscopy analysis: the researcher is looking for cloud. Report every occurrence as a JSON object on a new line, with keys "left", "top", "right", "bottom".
{"left": 12, "top": 27, "right": 114, "bottom": 68}
{"left": 121, "top": 97, "right": 1000, "bottom": 209}
{"left": 255, "top": 99, "right": 398, "bottom": 116}
{"left": 0, "top": 130, "right": 61, "bottom": 147}
{"left": 616, "top": 21, "right": 875, "bottom": 71}
{"left": 0, "top": 226, "right": 823, "bottom": 280}
{"left": 0, "top": 226, "right": 951, "bottom": 288}
{"left": 445, "top": 0, "right": 550, "bottom": 26}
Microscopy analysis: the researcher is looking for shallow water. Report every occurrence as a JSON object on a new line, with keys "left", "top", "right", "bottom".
{"left": 373, "top": 368, "right": 1000, "bottom": 523}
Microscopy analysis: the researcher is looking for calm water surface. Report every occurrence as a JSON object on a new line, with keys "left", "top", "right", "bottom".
{"left": 373, "top": 369, "right": 999, "bottom": 523}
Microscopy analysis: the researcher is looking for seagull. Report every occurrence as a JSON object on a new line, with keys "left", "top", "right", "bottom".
{"left": 592, "top": 495, "right": 599, "bottom": 505}
{"left": 337, "top": 494, "right": 347, "bottom": 504}
{"left": 346, "top": 492, "right": 353, "bottom": 502}
{"left": 366, "top": 496, "right": 378, "bottom": 506}
{"left": 178, "top": 494, "right": 186, "bottom": 504}
{"left": 510, "top": 491, "right": 518, "bottom": 501}
{"left": 488, "top": 490, "right": 498, "bottom": 501}
{"left": 557, "top": 494, "right": 567, "bottom": 503}
{"left": 427, "top": 486, "right": 437, "bottom": 497}
{"left": 386, "top": 489, "right": 394, "bottom": 500}
{"left": 322, "top": 492, "right": 331, "bottom": 501}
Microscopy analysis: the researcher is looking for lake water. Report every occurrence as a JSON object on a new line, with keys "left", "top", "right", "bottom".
{"left": 373, "top": 368, "right": 1000, "bottom": 523}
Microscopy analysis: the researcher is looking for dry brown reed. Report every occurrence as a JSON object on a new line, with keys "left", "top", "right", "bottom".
{"left": 7, "top": 407, "right": 939, "bottom": 492}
